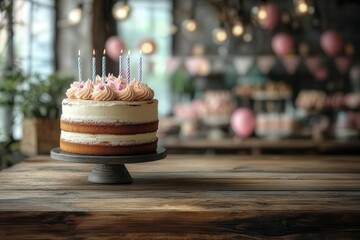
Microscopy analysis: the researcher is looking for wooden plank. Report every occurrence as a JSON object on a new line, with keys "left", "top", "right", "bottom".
{"left": 0, "top": 211, "right": 359, "bottom": 239}
{"left": 0, "top": 175, "right": 359, "bottom": 191}
{"left": 0, "top": 156, "right": 359, "bottom": 192}
{"left": 0, "top": 190, "right": 360, "bottom": 211}
{"left": 9, "top": 155, "right": 360, "bottom": 173}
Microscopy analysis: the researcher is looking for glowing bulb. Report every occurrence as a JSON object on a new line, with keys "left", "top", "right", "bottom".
{"left": 258, "top": 5, "right": 267, "bottom": 20}
{"left": 232, "top": 21, "right": 244, "bottom": 37}
{"left": 298, "top": 2, "right": 308, "bottom": 13}
{"left": 68, "top": 7, "right": 82, "bottom": 25}
{"left": 294, "top": 0, "right": 313, "bottom": 16}
{"left": 141, "top": 43, "right": 154, "bottom": 54}
{"left": 212, "top": 27, "right": 228, "bottom": 44}
{"left": 140, "top": 40, "right": 156, "bottom": 55}
{"left": 112, "top": 1, "right": 131, "bottom": 20}
{"left": 182, "top": 19, "right": 197, "bottom": 33}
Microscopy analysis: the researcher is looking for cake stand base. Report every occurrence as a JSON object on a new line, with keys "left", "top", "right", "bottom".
{"left": 50, "top": 147, "right": 167, "bottom": 184}
{"left": 88, "top": 164, "right": 132, "bottom": 184}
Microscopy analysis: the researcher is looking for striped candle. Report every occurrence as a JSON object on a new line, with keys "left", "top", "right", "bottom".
{"left": 138, "top": 50, "right": 142, "bottom": 82}
{"left": 102, "top": 49, "right": 106, "bottom": 83}
{"left": 119, "top": 49, "right": 123, "bottom": 78}
{"left": 92, "top": 49, "right": 96, "bottom": 82}
{"left": 126, "top": 50, "right": 130, "bottom": 84}
{"left": 77, "top": 50, "right": 82, "bottom": 81}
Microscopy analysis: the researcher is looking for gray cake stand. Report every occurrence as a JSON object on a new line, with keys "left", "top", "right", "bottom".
{"left": 50, "top": 147, "right": 167, "bottom": 184}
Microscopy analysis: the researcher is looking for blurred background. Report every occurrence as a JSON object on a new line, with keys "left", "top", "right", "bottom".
{"left": 0, "top": 0, "right": 359, "bottom": 168}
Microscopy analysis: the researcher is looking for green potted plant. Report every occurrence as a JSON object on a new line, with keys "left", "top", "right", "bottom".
{"left": 0, "top": 69, "right": 26, "bottom": 168}
{"left": 17, "top": 72, "right": 72, "bottom": 155}
{"left": 0, "top": 69, "right": 27, "bottom": 141}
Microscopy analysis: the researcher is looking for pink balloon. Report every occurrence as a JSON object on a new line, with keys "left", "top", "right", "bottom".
{"left": 105, "top": 36, "right": 126, "bottom": 61}
{"left": 272, "top": 33, "right": 294, "bottom": 56}
{"left": 231, "top": 108, "right": 255, "bottom": 139}
{"left": 260, "top": 4, "right": 279, "bottom": 30}
{"left": 320, "top": 30, "right": 343, "bottom": 57}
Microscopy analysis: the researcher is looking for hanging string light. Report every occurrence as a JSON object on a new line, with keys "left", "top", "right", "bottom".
{"left": 232, "top": 20, "right": 244, "bottom": 37}
{"left": 112, "top": 0, "right": 131, "bottom": 21}
{"left": 257, "top": 5, "right": 267, "bottom": 21}
{"left": 212, "top": 22, "right": 228, "bottom": 44}
{"left": 251, "top": 0, "right": 268, "bottom": 24}
{"left": 212, "top": 7, "right": 228, "bottom": 45}
{"left": 68, "top": 3, "right": 83, "bottom": 25}
{"left": 182, "top": 1, "right": 197, "bottom": 33}
{"left": 140, "top": 40, "right": 156, "bottom": 55}
{"left": 294, "top": 0, "right": 314, "bottom": 17}
{"left": 231, "top": 0, "right": 244, "bottom": 37}
{"left": 182, "top": 19, "right": 197, "bottom": 33}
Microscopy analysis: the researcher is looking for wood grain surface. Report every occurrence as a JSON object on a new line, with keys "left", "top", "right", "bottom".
{"left": 0, "top": 154, "right": 360, "bottom": 239}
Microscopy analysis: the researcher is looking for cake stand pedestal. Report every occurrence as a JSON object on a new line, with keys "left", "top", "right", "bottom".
{"left": 50, "top": 147, "right": 167, "bottom": 184}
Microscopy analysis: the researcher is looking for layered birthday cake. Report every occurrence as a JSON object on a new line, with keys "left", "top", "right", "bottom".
{"left": 60, "top": 75, "right": 158, "bottom": 155}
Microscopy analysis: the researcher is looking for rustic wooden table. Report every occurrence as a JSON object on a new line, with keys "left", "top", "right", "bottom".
{"left": 0, "top": 154, "right": 360, "bottom": 239}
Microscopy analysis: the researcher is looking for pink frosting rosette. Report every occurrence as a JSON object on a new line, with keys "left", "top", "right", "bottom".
{"left": 91, "top": 82, "right": 116, "bottom": 101}
{"left": 131, "top": 81, "right": 154, "bottom": 101}
{"left": 117, "top": 84, "right": 136, "bottom": 101}
{"left": 64, "top": 76, "right": 155, "bottom": 102}
{"left": 95, "top": 75, "right": 103, "bottom": 84}
{"left": 75, "top": 79, "right": 94, "bottom": 100}
{"left": 65, "top": 81, "right": 81, "bottom": 99}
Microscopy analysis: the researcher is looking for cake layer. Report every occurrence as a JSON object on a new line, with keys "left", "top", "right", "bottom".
{"left": 61, "top": 98, "right": 158, "bottom": 123}
{"left": 61, "top": 131, "right": 157, "bottom": 146}
{"left": 60, "top": 140, "right": 157, "bottom": 155}
{"left": 61, "top": 120, "right": 158, "bottom": 135}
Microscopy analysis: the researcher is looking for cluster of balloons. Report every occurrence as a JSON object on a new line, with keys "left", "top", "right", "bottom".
{"left": 271, "top": 29, "right": 344, "bottom": 58}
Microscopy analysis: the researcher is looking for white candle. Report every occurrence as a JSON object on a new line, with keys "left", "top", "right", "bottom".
{"left": 77, "top": 50, "right": 82, "bottom": 81}
{"left": 102, "top": 49, "right": 106, "bottom": 83}
{"left": 126, "top": 50, "right": 130, "bottom": 84}
{"left": 92, "top": 49, "right": 96, "bottom": 82}
{"left": 119, "top": 49, "right": 123, "bottom": 78}
{"left": 138, "top": 50, "right": 142, "bottom": 82}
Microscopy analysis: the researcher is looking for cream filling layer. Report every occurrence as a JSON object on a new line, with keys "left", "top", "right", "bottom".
{"left": 61, "top": 130, "right": 157, "bottom": 146}
{"left": 61, "top": 99, "right": 158, "bottom": 123}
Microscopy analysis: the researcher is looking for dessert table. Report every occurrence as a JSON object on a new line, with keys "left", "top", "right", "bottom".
{"left": 0, "top": 154, "right": 360, "bottom": 239}
{"left": 160, "top": 137, "right": 360, "bottom": 155}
